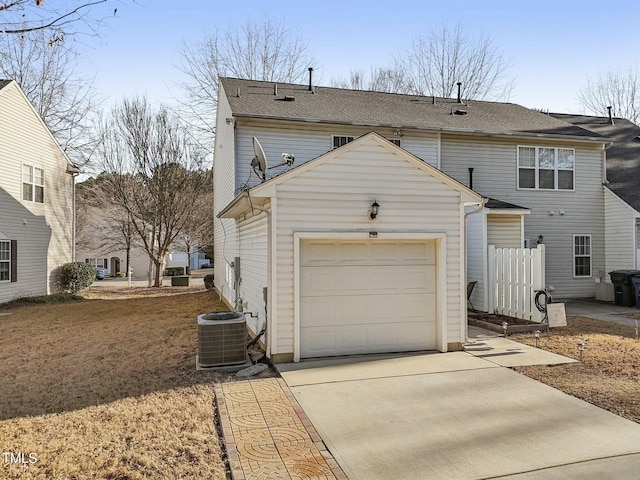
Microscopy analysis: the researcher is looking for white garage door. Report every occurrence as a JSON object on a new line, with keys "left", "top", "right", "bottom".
{"left": 300, "top": 239, "right": 437, "bottom": 358}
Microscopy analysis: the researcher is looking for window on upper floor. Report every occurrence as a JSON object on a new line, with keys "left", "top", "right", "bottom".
{"left": 573, "top": 234, "right": 592, "bottom": 277}
{"left": 22, "top": 164, "right": 44, "bottom": 203}
{"left": 332, "top": 136, "right": 354, "bottom": 149}
{"left": 517, "top": 146, "right": 574, "bottom": 191}
{"left": 0, "top": 239, "right": 9, "bottom": 282}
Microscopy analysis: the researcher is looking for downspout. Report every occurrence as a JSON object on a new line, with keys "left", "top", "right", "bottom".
{"left": 463, "top": 198, "right": 487, "bottom": 342}
{"left": 602, "top": 141, "right": 613, "bottom": 185}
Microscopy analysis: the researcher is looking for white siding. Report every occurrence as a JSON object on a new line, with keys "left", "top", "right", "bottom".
{"left": 604, "top": 188, "right": 638, "bottom": 275}
{"left": 237, "top": 209, "right": 269, "bottom": 335}
{"left": 271, "top": 140, "right": 467, "bottom": 357}
{"left": 0, "top": 82, "right": 74, "bottom": 303}
{"left": 466, "top": 210, "right": 486, "bottom": 312}
{"left": 234, "top": 122, "right": 440, "bottom": 192}
{"left": 213, "top": 83, "right": 239, "bottom": 304}
{"left": 487, "top": 215, "right": 522, "bottom": 248}
{"left": 441, "top": 135, "right": 605, "bottom": 298}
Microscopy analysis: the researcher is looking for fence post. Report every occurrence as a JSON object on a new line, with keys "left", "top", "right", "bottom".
{"left": 488, "top": 244, "right": 495, "bottom": 314}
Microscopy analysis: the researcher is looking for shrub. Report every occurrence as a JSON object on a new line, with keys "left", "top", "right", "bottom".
{"left": 204, "top": 274, "right": 215, "bottom": 290}
{"left": 58, "top": 262, "right": 96, "bottom": 293}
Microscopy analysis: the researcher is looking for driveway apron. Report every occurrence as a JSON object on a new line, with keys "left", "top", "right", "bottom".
{"left": 278, "top": 350, "right": 640, "bottom": 480}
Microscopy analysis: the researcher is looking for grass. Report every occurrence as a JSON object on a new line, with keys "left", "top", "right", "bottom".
{"left": 511, "top": 316, "right": 640, "bottom": 423}
{"left": 0, "top": 284, "right": 263, "bottom": 479}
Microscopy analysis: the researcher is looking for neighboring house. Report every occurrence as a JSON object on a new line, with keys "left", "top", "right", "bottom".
{"left": 214, "top": 77, "right": 609, "bottom": 362}
{"left": 552, "top": 113, "right": 640, "bottom": 278}
{"left": 0, "top": 80, "right": 78, "bottom": 303}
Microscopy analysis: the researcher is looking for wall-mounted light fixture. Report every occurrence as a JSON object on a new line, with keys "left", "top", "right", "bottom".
{"left": 368, "top": 200, "right": 380, "bottom": 220}
{"left": 393, "top": 128, "right": 404, "bottom": 137}
{"left": 225, "top": 117, "right": 234, "bottom": 124}
{"left": 537, "top": 235, "right": 544, "bottom": 245}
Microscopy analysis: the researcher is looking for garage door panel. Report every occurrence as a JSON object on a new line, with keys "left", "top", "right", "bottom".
{"left": 300, "top": 238, "right": 438, "bottom": 358}
{"left": 302, "top": 322, "right": 436, "bottom": 358}
{"left": 301, "top": 293, "right": 436, "bottom": 327}
{"left": 301, "top": 265, "right": 436, "bottom": 296}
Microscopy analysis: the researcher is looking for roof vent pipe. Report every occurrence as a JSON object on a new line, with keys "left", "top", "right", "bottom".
{"left": 607, "top": 106, "right": 614, "bottom": 125}
{"left": 274, "top": 84, "right": 278, "bottom": 96}
{"left": 468, "top": 167, "right": 474, "bottom": 190}
{"left": 308, "top": 67, "right": 314, "bottom": 91}
{"left": 236, "top": 87, "right": 240, "bottom": 98}
{"left": 457, "top": 82, "right": 462, "bottom": 103}
{"left": 432, "top": 96, "right": 436, "bottom": 105}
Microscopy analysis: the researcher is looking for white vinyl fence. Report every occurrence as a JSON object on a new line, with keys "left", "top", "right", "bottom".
{"left": 488, "top": 244, "right": 545, "bottom": 322}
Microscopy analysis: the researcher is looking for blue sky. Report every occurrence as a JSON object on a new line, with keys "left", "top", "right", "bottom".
{"left": 76, "top": 0, "right": 640, "bottom": 113}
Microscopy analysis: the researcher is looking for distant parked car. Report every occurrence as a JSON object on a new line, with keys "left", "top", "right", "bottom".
{"left": 95, "top": 267, "right": 108, "bottom": 280}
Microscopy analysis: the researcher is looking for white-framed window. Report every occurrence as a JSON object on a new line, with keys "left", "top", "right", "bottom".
{"left": 332, "top": 136, "right": 354, "bottom": 149}
{"left": 517, "top": 146, "right": 574, "bottom": 191}
{"left": 0, "top": 239, "right": 9, "bottom": 282}
{"left": 22, "top": 164, "right": 44, "bottom": 203}
{"left": 85, "top": 258, "right": 107, "bottom": 269}
{"left": 573, "top": 234, "right": 592, "bottom": 277}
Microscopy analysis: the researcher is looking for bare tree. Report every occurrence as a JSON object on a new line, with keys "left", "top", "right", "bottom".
{"left": 171, "top": 170, "right": 212, "bottom": 275}
{"left": 98, "top": 97, "right": 211, "bottom": 287}
{"left": 331, "top": 67, "right": 407, "bottom": 93}
{"left": 76, "top": 174, "right": 138, "bottom": 274}
{"left": 0, "top": 29, "right": 100, "bottom": 166}
{"left": 578, "top": 66, "right": 640, "bottom": 123}
{"left": 1, "top": 0, "right": 110, "bottom": 39}
{"left": 396, "top": 23, "right": 513, "bottom": 100}
{"left": 177, "top": 18, "right": 315, "bottom": 146}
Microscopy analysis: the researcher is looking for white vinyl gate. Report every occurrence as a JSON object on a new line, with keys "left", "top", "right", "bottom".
{"left": 487, "top": 244, "right": 545, "bottom": 322}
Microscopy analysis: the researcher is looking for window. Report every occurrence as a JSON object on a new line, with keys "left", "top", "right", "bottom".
{"left": 332, "top": 136, "right": 354, "bottom": 149}
{"left": 85, "top": 258, "right": 107, "bottom": 269}
{"left": 573, "top": 235, "right": 591, "bottom": 277}
{"left": 22, "top": 164, "right": 44, "bottom": 203}
{"left": 0, "top": 240, "right": 9, "bottom": 282}
{"left": 517, "top": 146, "right": 574, "bottom": 190}
{"left": 387, "top": 138, "right": 402, "bottom": 147}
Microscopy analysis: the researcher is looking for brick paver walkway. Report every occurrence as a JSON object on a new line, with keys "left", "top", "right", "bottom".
{"left": 215, "top": 378, "right": 348, "bottom": 480}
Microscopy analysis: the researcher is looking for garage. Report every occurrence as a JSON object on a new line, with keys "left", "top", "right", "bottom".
{"left": 300, "top": 238, "right": 437, "bottom": 358}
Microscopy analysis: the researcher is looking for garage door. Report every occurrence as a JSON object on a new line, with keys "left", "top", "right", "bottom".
{"left": 300, "top": 239, "right": 437, "bottom": 358}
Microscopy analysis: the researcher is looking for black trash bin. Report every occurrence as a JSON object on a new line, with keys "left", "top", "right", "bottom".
{"left": 609, "top": 270, "right": 640, "bottom": 307}
{"left": 632, "top": 275, "right": 640, "bottom": 308}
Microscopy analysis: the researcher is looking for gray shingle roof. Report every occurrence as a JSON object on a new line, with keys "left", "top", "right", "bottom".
{"left": 551, "top": 113, "right": 640, "bottom": 212}
{"left": 222, "top": 78, "right": 605, "bottom": 141}
{"left": 485, "top": 198, "right": 528, "bottom": 210}
{"left": 0, "top": 80, "right": 12, "bottom": 91}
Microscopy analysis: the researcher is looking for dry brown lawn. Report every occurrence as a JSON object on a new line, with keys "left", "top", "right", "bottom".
{"left": 511, "top": 316, "right": 640, "bottom": 423}
{"left": 0, "top": 285, "right": 263, "bottom": 480}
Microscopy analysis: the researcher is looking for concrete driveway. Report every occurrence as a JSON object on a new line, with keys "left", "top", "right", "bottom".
{"left": 277, "top": 336, "right": 640, "bottom": 479}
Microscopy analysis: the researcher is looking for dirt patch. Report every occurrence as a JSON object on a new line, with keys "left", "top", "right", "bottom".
{"left": 509, "top": 316, "right": 640, "bottom": 423}
{"left": 0, "top": 286, "right": 274, "bottom": 479}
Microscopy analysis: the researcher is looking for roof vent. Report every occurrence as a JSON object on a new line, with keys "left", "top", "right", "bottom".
{"left": 607, "top": 106, "right": 615, "bottom": 125}
{"left": 454, "top": 109, "right": 467, "bottom": 115}
{"left": 457, "top": 81, "right": 462, "bottom": 103}
{"left": 283, "top": 95, "right": 295, "bottom": 101}
{"left": 308, "top": 67, "right": 314, "bottom": 91}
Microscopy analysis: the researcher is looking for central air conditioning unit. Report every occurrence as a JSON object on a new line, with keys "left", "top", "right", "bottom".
{"left": 197, "top": 311, "right": 247, "bottom": 367}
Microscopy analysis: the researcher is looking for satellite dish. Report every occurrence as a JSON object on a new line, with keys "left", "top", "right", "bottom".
{"left": 251, "top": 137, "right": 268, "bottom": 181}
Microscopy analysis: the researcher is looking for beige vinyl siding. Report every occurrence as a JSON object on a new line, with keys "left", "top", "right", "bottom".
{"left": 604, "top": 188, "right": 638, "bottom": 274}
{"left": 271, "top": 141, "right": 465, "bottom": 356}
{"left": 487, "top": 215, "right": 522, "bottom": 248}
{"left": 237, "top": 208, "right": 269, "bottom": 336}
{"left": 213, "top": 83, "right": 239, "bottom": 303}
{"left": 0, "top": 82, "right": 74, "bottom": 303}
{"left": 234, "top": 123, "right": 440, "bottom": 192}
{"left": 466, "top": 210, "right": 487, "bottom": 312}
{"left": 441, "top": 135, "right": 605, "bottom": 298}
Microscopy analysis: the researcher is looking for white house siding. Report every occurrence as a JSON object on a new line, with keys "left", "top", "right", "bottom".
{"left": 604, "top": 188, "right": 638, "bottom": 274}
{"left": 233, "top": 121, "right": 440, "bottom": 192}
{"left": 0, "top": 82, "right": 74, "bottom": 303}
{"left": 487, "top": 215, "right": 522, "bottom": 248}
{"left": 237, "top": 208, "right": 269, "bottom": 336}
{"left": 441, "top": 135, "right": 605, "bottom": 298}
{"left": 214, "top": 83, "right": 239, "bottom": 303}
{"left": 466, "top": 210, "right": 486, "bottom": 311}
{"left": 271, "top": 141, "right": 466, "bottom": 357}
